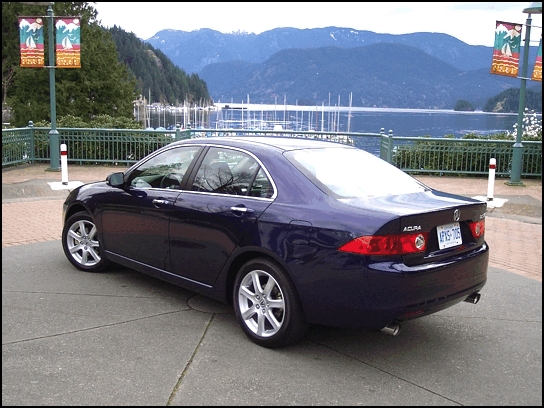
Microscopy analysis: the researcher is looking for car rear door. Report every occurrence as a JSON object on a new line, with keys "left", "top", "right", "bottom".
{"left": 166, "top": 146, "right": 275, "bottom": 285}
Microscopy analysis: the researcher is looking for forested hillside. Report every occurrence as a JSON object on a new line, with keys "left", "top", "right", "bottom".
{"left": 484, "top": 87, "right": 543, "bottom": 113}
{"left": 108, "top": 26, "right": 211, "bottom": 106}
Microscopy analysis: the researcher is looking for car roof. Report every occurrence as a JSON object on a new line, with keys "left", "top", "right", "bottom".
{"left": 172, "top": 136, "right": 354, "bottom": 152}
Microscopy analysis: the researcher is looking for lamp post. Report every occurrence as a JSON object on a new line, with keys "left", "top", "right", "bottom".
{"left": 507, "top": 2, "right": 542, "bottom": 186}
{"left": 21, "top": 2, "right": 59, "bottom": 171}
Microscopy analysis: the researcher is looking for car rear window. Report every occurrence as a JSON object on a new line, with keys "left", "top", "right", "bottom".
{"left": 284, "top": 147, "right": 428, "bottom": 199}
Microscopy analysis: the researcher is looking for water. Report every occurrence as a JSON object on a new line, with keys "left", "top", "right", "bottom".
{"left": 343, "top": 109, "right": 519, "bottom": 138}
{"left": 144, "top": 106, "right": 525, "bottom": 138}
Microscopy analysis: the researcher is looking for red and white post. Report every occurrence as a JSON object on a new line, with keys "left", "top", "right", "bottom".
{"left": 487, "top": 158, "right": 496, "bottom": 201}
{"left": 61, "top": 143, "right": 69, "bottom": 185}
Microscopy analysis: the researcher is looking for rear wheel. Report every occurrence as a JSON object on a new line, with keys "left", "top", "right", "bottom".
{"left": 233, "top": 258, "right": 308, "bottom": 348}
{"left": 62, "top": 211, "right": 109, "bottom": 273}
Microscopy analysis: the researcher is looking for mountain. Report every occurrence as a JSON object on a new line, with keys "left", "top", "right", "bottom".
{"left": 200, "top": 44, "right": 523, "bottom": 109}
{"left": 145, "top": 27, "right": 539, "bottom": 110}
{"left": 146, "top": 27, "right": 538, "bottom": 73}
{"left": 146, "top": 27, "right": 501, "bottom": 74}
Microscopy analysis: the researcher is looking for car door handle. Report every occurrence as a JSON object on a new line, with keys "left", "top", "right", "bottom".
{"left": 230, "top": 206, "right": 255, "bottom": 214}
{"left": 152, "top": 199, "right": 171, "bottom": 206}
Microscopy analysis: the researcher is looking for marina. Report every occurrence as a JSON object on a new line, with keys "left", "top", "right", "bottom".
{"left": 135, "top": 102, "right": 525, "bottom": 139}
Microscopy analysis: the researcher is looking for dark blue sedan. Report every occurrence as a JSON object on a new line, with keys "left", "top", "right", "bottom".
{"left": 62, "top": 136, "right": 489, "bottom": 348}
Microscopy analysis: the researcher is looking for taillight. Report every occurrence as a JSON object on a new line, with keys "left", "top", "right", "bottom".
{"left": 338, "top": 233, "right": 428, "bottom": 255}
{"left": 469, "top": 220, "right": 485, "bottom": 238}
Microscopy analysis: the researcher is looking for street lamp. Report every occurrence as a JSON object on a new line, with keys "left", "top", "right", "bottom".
{"left": 507, "top": 2, "right": 542, "bottom": 186}
{"left": 21, "top": 2, "right": 59, "bottom": 171}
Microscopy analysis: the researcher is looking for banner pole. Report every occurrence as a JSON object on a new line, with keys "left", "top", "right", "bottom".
{"left": 46, "top": 4, "right": 60, "bottom": 171}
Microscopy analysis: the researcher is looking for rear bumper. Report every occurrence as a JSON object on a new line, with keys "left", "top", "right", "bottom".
{"left": 297, "top": 242, "right": 489, "bottom": 329}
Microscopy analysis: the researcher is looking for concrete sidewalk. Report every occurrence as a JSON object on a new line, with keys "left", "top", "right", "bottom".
{"left": 3, "top": 164, "right": 542, "bottom": 281}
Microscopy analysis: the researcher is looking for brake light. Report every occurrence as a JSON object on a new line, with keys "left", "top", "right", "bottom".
{"left": 469, "top": 220, "right": 485, "bottom": 238}
{"left": 338, "top": 233, "right": 428, "bottom": 255}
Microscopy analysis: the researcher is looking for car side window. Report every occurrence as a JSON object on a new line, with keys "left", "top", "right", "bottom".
{"left": 191, "top": 147, "right": 272, "bottom": 197}
{"left": 249, "top": 168, "right": 274, "bottom": 198}
{"left": 127, "top": 146, "right": 201, "bottom": 189}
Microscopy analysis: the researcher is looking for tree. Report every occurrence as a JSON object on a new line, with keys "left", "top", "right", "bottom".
{"left": 2, "top": 2, "right": 138, "bottom": 127}
{"left": 454, "top": 100, "right": 475, "bottom": 111}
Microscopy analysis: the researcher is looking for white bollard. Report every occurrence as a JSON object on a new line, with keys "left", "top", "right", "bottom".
{"left": 61, "top": 143, "right": 69, "bottom": 185}
{"left": 487, "top": 158, "right": 496, "bottom": 201}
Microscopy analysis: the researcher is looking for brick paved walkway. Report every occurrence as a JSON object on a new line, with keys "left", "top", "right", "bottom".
{"left": 2, "top": 165, "right": 542, "bottom": 282}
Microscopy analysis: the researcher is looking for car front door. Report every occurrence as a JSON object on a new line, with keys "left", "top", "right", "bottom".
{"left": 100, "top": 145, "right": 202, "bottom": 272}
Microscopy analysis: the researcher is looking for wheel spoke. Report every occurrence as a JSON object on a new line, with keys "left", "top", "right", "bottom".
{"left": 69, "top": 242, "right": 83, "bottom": 254}
{"left": 88, "top": 225, "right": 98, "bottom": 240}
{"left": 87, "top": 246, "right": 101, "bottom": 263}
{"left": 256, "top": 312, "right": 267, "bottom": 336}
{"left": 68, "top": 229, "right": 82, "bottom": 241}
{"left": 263, "top": 310, "right": 281, "bottom": 332}
{"left": 239, "top": 285, "right": 255, "bottom": 301}
{"left": 262, "top": 277, "right": 276, "bottom": 297}
{"left": 80, "top": 248, "right": 89, "bottom": 264}
{"left": 268, "top": 298, "right": 284, "bottom": 310}
{"left": 250, "top": 270, "right": 262, "bottom": 293}
{"left": 241, "top": 305, "right": 257, "bottom": 320}
{"left": 76, "top": 220, "right": 87, "bottom": 234}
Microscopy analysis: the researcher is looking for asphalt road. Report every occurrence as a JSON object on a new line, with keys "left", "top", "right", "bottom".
{"left": 2, "top": 241, "right": 542, "bottom": 406}
{"left": 2, "top": 165, "right": 542, "bottom": 405}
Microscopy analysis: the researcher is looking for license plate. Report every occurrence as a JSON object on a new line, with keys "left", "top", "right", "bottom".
{"left": 437, "top": 222, "right": 462, "bottom": 249}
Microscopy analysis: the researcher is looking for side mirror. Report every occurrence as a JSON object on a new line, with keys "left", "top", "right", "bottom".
{"left": 106, "top": 172, "right": 125, "bottom": 188}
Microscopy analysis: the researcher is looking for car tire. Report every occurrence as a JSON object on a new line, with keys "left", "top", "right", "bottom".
{"left": 233, "top": 258, "right": 308, "bottom": 348}
{"left": 62, "top": 211, "right": 109, "bottom": 273}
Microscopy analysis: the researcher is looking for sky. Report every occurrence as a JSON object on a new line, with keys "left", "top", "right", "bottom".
{"left": 94, "top": 2, "right": 543, "bottom": 47}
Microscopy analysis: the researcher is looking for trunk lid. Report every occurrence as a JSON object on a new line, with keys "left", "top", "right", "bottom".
{"left": 341, "top": 190, "right": 488, "bottom": 265}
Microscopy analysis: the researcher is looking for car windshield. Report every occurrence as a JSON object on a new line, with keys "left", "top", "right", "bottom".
{"left": 284, "top": 147, "right": 428, "bottom": 199}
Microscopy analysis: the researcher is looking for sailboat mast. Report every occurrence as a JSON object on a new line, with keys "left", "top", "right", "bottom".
{"left": 347, "top": 92, "right": 352, "bottom": 132}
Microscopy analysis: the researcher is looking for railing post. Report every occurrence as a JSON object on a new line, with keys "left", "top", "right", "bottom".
{"left": 379, "top": 128, "right": 387, "bottom": 161}
{"left": 175, "top": 123, "right": 181, "bottom": 141}
{"left": 380, "top": 129, "right": 394, "bottom": 164}
{"left": 28, "top": 121, "right": 35, "bottom": 164}
{"left": 387, "top": 130, "right": 394, "bottom": 164}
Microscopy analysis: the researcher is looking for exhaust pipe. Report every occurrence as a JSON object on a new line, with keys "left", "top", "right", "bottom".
{"left": 381, "top": 321, "right": 401, "bottom": 336}
{"left": 464, "top": 292, "right": 481, "bottom": 304}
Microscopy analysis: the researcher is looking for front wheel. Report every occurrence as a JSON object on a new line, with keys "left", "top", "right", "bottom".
{"left": 233, "top": 258, "right": 308, "bottom": 348}
{"left": 62, "top": 211, "right": 109, "bottom": 273}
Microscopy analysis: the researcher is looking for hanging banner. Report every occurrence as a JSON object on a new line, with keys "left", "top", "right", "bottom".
{"left": 55, "top": 17, "right": 81, "bottom": 68}
{"left": 19, "top": 17, "right": 45, "bottom": 68}
{"left": 490, "top": 21, "right": 522, "bottom": 78}
{"left": 531, "top": 35, "right": 542, "bottom": 82}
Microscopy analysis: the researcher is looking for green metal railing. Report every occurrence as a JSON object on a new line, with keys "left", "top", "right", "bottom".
{"left": 2, "top": 124, "right": 542, "bottom": 178}
{"left": 378, "top": 134, "right": 542, "bottom": 177}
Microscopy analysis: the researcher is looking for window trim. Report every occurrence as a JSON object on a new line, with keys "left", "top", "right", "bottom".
{"left": 184, "top": 144, "right": 277, "bottom": 200}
